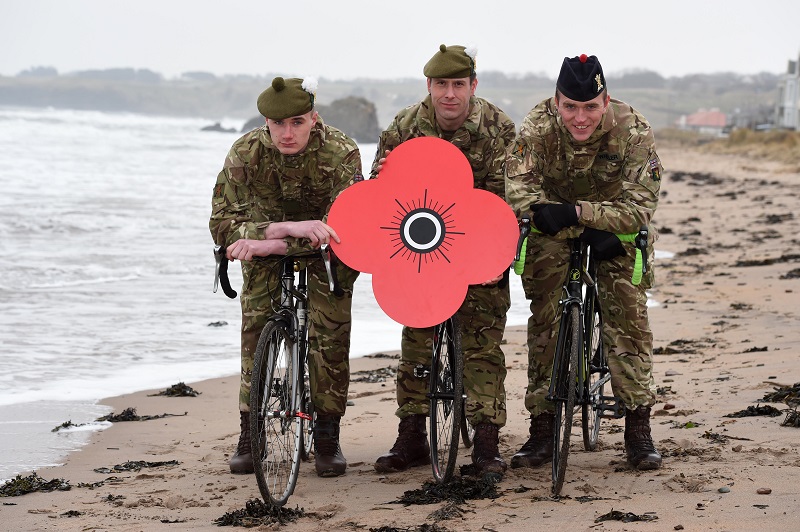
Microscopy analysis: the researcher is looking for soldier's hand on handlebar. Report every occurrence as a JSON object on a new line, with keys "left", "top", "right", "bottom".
{"left": 227, "top": 239, "right": 276, "bottom": 261}
{"left": 530, "top": 203, "right": 579, "bottom": 236}
{"left": 580, "top": 228, "right": 626, "bottom": 260}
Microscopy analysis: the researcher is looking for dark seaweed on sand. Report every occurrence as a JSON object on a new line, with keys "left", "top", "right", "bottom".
{"left": 96, "top": 407, "right": 187, "bottom": 422}
{"left": 724, "top": 404, "right": 783, "bottom": 418}
{"left": 392, "top": 476, "right": 500, "bottom": 506}
{"left": 214, "top": 498, "right": 304, "bottom": 527}
{"left": 148, "top": 382, "right": 201, "bottom": 397}
{"left": 595, "top": 509, "right": 658, "bottom": 523}
{"left": 0, "top": 473, "right": 71, "bottom": 497}
{"left": 93, "top": 460, "right": 179, "bottom": 474}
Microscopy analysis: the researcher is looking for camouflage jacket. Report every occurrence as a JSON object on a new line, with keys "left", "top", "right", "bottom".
{"left": 505, "top": 97, "right": 661, "bottom": 235}
{"left": 209, "top": 118, "right": 362, "bottom": 253}
{"left": 370, "top": 95, "right": 516, "bottom": 198}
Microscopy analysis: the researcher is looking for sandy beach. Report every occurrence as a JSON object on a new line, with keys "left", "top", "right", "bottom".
{"left": 2, "top": 145, "right": 799, "bottom": 531}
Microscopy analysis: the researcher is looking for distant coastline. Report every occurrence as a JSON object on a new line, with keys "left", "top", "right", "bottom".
{"left": 0, "top": 67, "right": 780, "bottom": 130}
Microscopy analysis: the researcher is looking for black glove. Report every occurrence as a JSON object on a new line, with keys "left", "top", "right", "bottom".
{"left": 530, "top": 204, "right": 579, "bottom": 236}
{"left": 580, "top": 228, "right": 626, "bottom": 261}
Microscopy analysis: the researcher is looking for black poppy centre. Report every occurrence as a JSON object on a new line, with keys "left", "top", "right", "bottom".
{"left": 400, "top": 208, "right": 446, "bottom": 253}
{"left": 379, "top": 190, "right": 465, "bottom": 274}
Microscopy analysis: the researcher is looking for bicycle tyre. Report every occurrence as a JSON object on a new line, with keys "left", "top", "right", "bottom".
{"left": 552, "top": 304, "right": 580, "bottom": 496}
{"left": 299, "top": 355, "right": 315, "bottom": 462}
{"left": 250, "top": 318, "right": 302, "bottom": 507}
{"left": 582, "top": 288, "right": 605, "bottom": 451}
{"left": 429, "top": 316, "right": 464, "bottom": 483}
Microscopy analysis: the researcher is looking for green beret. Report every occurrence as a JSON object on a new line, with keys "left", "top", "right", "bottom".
{"left": 423, "top": 44, "right": 477, "bottom": 79}
{"left": 257, "top": 77, "right": 316, "bottom": 120}
{"left": 556, "top": 54, "right": 606, "bottom": 102}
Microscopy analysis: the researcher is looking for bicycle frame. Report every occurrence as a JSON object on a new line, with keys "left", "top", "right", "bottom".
{"left": 272, "top": 258, "right": 311, "bottom": 425}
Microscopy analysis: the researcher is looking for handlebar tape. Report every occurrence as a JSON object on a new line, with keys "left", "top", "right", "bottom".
{"left": 215, "top": 247, "right": 238, "bottom": 299}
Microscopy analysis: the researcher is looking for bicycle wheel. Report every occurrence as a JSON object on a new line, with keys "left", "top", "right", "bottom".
{"left": 429, "top": 316, "right": 464, "bottom": 483}
{"left": 299, "top": 355, "right": 315, "bottom": 461}
{"left": 582, "top": 289, "right": 605, "bottom": 451}
{"left": 250, "top": 318, "right": 302, "bottom": 507}
{"left": 552, "top": 305, "right": 580, "bottom": 496}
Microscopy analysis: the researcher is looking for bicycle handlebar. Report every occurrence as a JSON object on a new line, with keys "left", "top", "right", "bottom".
{"left": 213, "top": 243, "right": 342, "bottom": 299}
{"left": 214, "top": 245, "right": 238, "bottom": 299}
{"left": 512, "top": 223, "right": 649, "bottom": 286}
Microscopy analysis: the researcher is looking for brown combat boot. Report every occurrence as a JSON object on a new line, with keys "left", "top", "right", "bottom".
{"left": 374, "top": 414, "right": 431, "bottom": 473}
{"left": 229, "top": 411, "right": 254, "bottom": 474}
{"left": 314, "top": 414, "right": 347, "bottom": 477}
{"left": 510, "top": 412, "right": 554, "bottom": 469}
{"left": 624, "top": 406, "right": 662, "bottom": 470}
{"left": 471, "top": 423, "right": 507, "bottom": 478}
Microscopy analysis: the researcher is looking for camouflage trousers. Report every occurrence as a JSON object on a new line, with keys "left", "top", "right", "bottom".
{"left": 519, "top": 235, "right": 656, "bottom": 416}
{"left": 238, "top": 258, "right": 359, "bottom": 416}
{"left": 395, "top": 281, "right": 510, "bottom": 426}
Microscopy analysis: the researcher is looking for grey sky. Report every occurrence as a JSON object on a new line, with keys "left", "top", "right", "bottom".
{"left": 1, "top": 0, "right": 798, "bottom": 80}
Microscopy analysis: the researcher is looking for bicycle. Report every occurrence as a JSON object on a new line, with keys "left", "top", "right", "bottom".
{"left": 514, "top": 217, "right": 648, "bottom": 495}
{"left": 214, "top": 244, "right": 341, "bottom": 506}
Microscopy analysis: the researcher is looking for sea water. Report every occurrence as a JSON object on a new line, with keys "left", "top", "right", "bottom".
{"left": 0, "top": 107, "right": 667, "bottom": 481}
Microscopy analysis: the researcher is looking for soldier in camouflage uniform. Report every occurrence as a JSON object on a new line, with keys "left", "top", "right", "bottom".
{"left": 209, "top": 77, "right": 362, "bottom": 478}
{"left": 371, "top": 44, "right": 516, "bottom": 478}
{"left": 505, "top": 54, "right": 662, "bottom": 471}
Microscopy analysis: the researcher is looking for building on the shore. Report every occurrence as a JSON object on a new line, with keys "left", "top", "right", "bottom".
{"left": 675, "top": 108, "right": 727, "bottom": 136}
{"left": 775, "top": 53, "right": 799, "bottom": 130}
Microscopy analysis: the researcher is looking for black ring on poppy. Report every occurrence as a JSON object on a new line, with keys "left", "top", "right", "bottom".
{"left": 399, "top": 208, "right": 446, "bottom": 254}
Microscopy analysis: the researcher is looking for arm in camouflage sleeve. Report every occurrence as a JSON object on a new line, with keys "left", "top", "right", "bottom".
{"left": 576, "top": 141, "right": 662, "bottom": 234}
{"left": 209, "top": 146, "right": 273, "bottom": 248}
{"left": 504, "top": 116, "right": 549, "bottom": 218}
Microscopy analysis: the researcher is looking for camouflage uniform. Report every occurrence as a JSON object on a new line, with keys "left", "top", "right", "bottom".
{"left": 210, "top": 119, "right": 361, "bottom": 416}
{"left": 372, "top": 95, "right": 516, "bottom": 426}
{"left": 505, "top": 97, "right": 661, "bottom": 415}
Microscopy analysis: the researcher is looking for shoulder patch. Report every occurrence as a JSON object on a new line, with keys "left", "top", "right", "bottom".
{"left": 513, "top": 140, "right": 525, "bottom": 157}
{"left": 649, "top": 157, "right": 661, "bottom": 181}
{"left": 213, "top": 183, "right": 225, "bottom": 198}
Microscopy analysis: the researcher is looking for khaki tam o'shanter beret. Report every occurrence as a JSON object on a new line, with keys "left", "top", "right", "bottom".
{"left": 257, "top": 76, "right": 317, "bottom": 120}
{"left": 423, "top": 44, "right": 477, "bottom": 79}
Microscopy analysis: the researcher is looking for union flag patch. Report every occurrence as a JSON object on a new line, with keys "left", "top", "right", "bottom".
{"left": 649, "top": 158, "right": 661, "bottom": 181}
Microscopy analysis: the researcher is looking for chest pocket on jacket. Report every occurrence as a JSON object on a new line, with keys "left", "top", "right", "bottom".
{"left": 279, "top": 175, "right": 303, "bottom": 220}
{"left": 590, "top": 159, "right": 624, "bottom": 200}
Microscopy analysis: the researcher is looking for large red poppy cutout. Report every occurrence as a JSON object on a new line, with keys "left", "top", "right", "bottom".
{"left": 328, "top": 137, "right": 518, "bottom": 328}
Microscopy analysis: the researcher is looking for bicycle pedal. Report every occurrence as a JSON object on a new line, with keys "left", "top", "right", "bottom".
{"left": 598, "top": 396, "right": 625, "bottom": 419}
